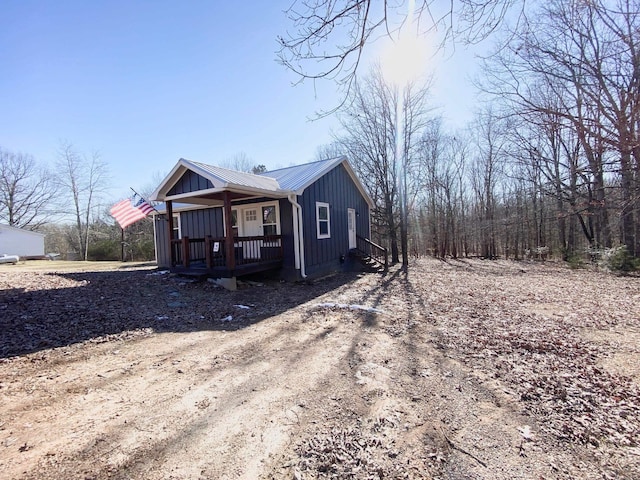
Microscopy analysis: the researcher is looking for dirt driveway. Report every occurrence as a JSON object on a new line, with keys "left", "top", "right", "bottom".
{"left": 1, "top": 259, "right": 639, "bottom": 479}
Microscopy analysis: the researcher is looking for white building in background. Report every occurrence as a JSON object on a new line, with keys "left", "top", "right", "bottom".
{"left": 0, "top": 224, "right": 45, "bottom": 257}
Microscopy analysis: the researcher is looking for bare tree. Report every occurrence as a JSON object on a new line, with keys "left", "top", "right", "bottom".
{"left": 278, "top": 0, "right": 525, "bottom": 110}
{"left": 220, "top": 152, "right": 254, "bottom": 172}
{"left": 414, "top": 122, "right": 469, "bottom": 258}
{"left": 0, "top": 147, "right": 58, "bottom": 229}
{"left": 337, "top": 68, "right": 399, "bottom": 261}
{"left": 220, "top": 152, "right": 267, "bottom": 175}
{"left": 469, "top": 109, "right": 507, "bottom": 259}
{"left": 55, "top": 142, "right": 109, "bottom": 261}
{"left": 315, "top": 142, "right": 346, "bottom": 161}
{"left": 480, "top": 0, "right": 640, "bottom": 255}
{"left": 336, "top": 66, "right": 431, "bottom": 264}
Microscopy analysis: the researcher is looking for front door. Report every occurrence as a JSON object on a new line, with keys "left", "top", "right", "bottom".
{"left": 348, "top": 208, "right": 357, "bottom": 249}
{"left": 242, "top": 207, "right": 261, "bottom": 259}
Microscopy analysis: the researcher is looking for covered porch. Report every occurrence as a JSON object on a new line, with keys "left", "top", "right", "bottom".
{"left": 169, "top": 233, "right": 284, "bottom": 278}
{"left": 152, "top": 159, "right": 295, "bottom": 283}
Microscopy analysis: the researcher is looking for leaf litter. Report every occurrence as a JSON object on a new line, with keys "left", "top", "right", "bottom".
{"left": 1, "top": 258, "right": 639, "bottom": 479}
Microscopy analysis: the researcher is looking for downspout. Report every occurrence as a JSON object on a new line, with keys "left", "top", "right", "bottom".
{"left": 288, "top": 193, "right": 307, "bottom": 279}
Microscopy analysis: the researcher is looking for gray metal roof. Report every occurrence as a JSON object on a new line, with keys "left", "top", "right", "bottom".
{"left": 188, "top": 160, "right": 281, "bottom": 191}
{"left": 262, "top": 156, "right": 345, "bottom": 193}
{"left": 152, "top": 155, "right": 373, "bottom": 207}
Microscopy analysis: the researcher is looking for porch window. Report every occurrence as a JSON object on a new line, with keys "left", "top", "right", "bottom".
{"left": 245, "top": 209, "right": 257, "bottom": 222}
{"left": 172, "top": 213, "right": 182, "bottom": 239}
{"left": 231, "top": 209, "right": 239, "bottom": 237}
{"left": 316, "top": 202, "right": 330, "bottom": 239}
{"left": 262, "top": 205, "right": 277, "bottom": 236}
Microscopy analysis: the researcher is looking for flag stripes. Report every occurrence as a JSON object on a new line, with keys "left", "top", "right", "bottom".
{"left": 110, "top": 195, "right": 154, "bottom": 229}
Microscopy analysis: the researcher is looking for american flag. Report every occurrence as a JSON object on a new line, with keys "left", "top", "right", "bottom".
{"left": 110, "top": 195, "right": 155, "bottom": 229}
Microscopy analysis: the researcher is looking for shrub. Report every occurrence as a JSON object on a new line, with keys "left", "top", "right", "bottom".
{"left": 603, "top": 245, "right": 640, "bottom": 274}
{"left": 88, "top": 240, "right": 120, "bottom": 261}
{"left": 566, "top": 253, "right": 585, "bottom": 270}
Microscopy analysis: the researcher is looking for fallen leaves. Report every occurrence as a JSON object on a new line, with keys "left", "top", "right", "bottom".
{"left": 1, "top": 258, "right": 639, "bottom": 479}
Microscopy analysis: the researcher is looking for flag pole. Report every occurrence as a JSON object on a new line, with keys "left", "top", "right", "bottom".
{"left": 121, "top": 227, "right": 125, "bottom": 262}
{"left": 129, "top": 187, "right": 159, "bottom": 212}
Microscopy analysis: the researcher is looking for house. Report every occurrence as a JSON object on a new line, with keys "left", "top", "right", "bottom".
{"left": 0, "top": 224, "right": 45, "bottom": 258}
{"left": 150, "top": 156, "right": 386, "bottom": 288}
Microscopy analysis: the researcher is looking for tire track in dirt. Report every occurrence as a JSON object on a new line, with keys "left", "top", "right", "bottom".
{"left": 6, "top": 296, "right": 374, "bottom": 479}
{"left": 3, "top": 260, "right": 638, "bottom": 479}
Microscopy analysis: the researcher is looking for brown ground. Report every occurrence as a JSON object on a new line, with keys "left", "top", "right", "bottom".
{"left": 0, "top": 258, "right": 639, "bottom": 479}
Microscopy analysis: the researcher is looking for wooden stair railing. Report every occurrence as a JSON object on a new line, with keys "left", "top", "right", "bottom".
{"left": 354, "top": 235, "right": 388, "bottom": 271}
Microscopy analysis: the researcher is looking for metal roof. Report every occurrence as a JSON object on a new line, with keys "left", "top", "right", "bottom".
{"left": 151, "top": 155, "right": 373, "bottom": 208}
{"left": 262, "top": 156, "right": 345, "bottom": 192}
{"left": 189, "top": 160, "right": 281, "bottom": 191}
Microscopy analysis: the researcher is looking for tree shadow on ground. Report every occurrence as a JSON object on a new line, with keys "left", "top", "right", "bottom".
{"left": 0, "top": 268, "right": 360, "bottom": 359}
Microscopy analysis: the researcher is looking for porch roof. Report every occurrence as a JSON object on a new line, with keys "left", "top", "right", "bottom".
{"left": 151, "top": 158, "right": 289, "bottom": 205}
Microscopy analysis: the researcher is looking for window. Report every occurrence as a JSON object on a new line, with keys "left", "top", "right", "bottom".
{"left": 172, "top": 213, "right": 181, "bottom": 239}
{"left": 262, "top": 205, "right": 277, "bottom": 236}
{"left": 231, "top": 209, "right": 239, "bottom": 237}
{"left": 316, "top": 202, "right": 330, "bottom": 239}
{"left": 245, "top": 209, "right": 257, "bottom": 222}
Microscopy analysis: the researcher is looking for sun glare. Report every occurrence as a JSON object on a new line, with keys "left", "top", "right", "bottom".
{"left": 380, "top": 31, "right": 431, "bottom": 85}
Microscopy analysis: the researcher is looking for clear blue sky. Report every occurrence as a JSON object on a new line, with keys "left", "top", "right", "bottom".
{"left": 0, "top": 1, "right": 481, "bottom": 203}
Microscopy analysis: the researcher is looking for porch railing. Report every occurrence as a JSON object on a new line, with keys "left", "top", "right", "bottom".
{"left": 355, "top": 235, "right": 388, "bottom": 270}
{"left": 170, "top": 235, "right": 283, "bottom": 270}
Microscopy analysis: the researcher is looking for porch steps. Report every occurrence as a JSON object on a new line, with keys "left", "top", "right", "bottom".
{"left": 348, "top": 249, "right": 386, "bottom": 273}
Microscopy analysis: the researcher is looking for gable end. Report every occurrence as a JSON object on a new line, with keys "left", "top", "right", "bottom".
{"left": 168, "top": 170, "right": 214, "bottom": 196}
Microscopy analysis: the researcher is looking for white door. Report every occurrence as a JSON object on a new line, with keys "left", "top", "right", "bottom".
{"left": 242, "top": 207, "right": 262, "bottom": 259}
{"left": 348, "top": 208, "right": 357, "bottom": 249}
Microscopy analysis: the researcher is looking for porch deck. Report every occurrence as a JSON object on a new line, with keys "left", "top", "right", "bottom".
{"left": 169, "top": 235, "right": 284, "bottom": 278}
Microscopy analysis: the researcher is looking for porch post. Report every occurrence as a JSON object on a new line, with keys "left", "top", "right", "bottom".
{"left": 205, "top": 235, "right": 212, "bottom": 269}
{"left": 166, "top": 200, "right": 175, "bottom": 266}
{"left": 223, "top": 191, "right": 235, "bottom": 271}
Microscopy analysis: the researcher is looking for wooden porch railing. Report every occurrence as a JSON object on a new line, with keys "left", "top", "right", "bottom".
{"left": 355, "top": 235, "right": 388, "bottom": 270}
{"left": 170, "top": 235, "right": 283, "bottom": 270}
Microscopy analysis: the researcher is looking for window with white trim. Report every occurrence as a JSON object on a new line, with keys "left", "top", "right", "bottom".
{"left": 245, "top": 209, "right": 257, "bottom": 222}
{"left": 172, "top": 213, "right": 182, "bottom": 239}
{"left": 262, "top": 205, "right": 278, "bottom": 236}
{"left": 316, "top": 202, "right": 331, "bottom": 239}
{"left": 231, "top": 209, "right": 239, "bottom": 237}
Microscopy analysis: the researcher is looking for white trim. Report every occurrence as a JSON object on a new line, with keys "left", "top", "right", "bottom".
{"left": 161, "top": 185, "right": 289, "bottom": 203}
{"left": 259, "top": 203, "right": 279, "bottom": 236}
{"left": 153, "top": 157, "right": 373, "bottom": 209}
{"left": 316, "top": 202, "right": 331, "bottom": 239}
{"left": 172, "top": 213, "right": 182, "bottom": 239}
{"left": 151, "top": 158, "right": 286, "bottom": 202}
{"left": 288, "top": 194, "right": 306, "bottom": 278}
{"left": 348, "top": 208, "right": 357, "bottom": 249}
{"left": 222, "top": 200, "right": 280, "bottom": 237}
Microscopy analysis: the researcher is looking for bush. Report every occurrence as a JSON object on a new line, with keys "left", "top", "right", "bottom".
{"left": 566, "top": 253, "right": 585, "bottom": 270}
{"left": 88, "top": 240, "right": 120, "bottom": 261}
{"left": 603, "top": 245, "right": 640, "bottom": 274}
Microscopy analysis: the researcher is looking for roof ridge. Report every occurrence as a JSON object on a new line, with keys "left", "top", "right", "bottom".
{"left": 263, "top": 156, "right": 344, "bottom": 174}
{"left": 183, "top": 158, "right": 271, "bottom": 179}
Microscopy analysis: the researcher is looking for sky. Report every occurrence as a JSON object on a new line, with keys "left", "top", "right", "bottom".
{"left": 0, "top": 1, "right": 483, "bottom": 204}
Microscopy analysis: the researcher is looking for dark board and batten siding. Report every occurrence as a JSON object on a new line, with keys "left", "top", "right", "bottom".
{"left": 155, "top": 207, "right": 225, "bottom": 268}
{"left": 155, "top": 216, "right": 171, "bottom": 267}
{"left": 300, "top": 163, "right": 370, "bottom": 278}
{"left": 278, "top": 198, "right": 296, "bottom": 279}
{"left": 180, "top": 207, "right": 225, "bottom": 238}
{"left": 168, "top": 170, "right": 214, "bottom": 196}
